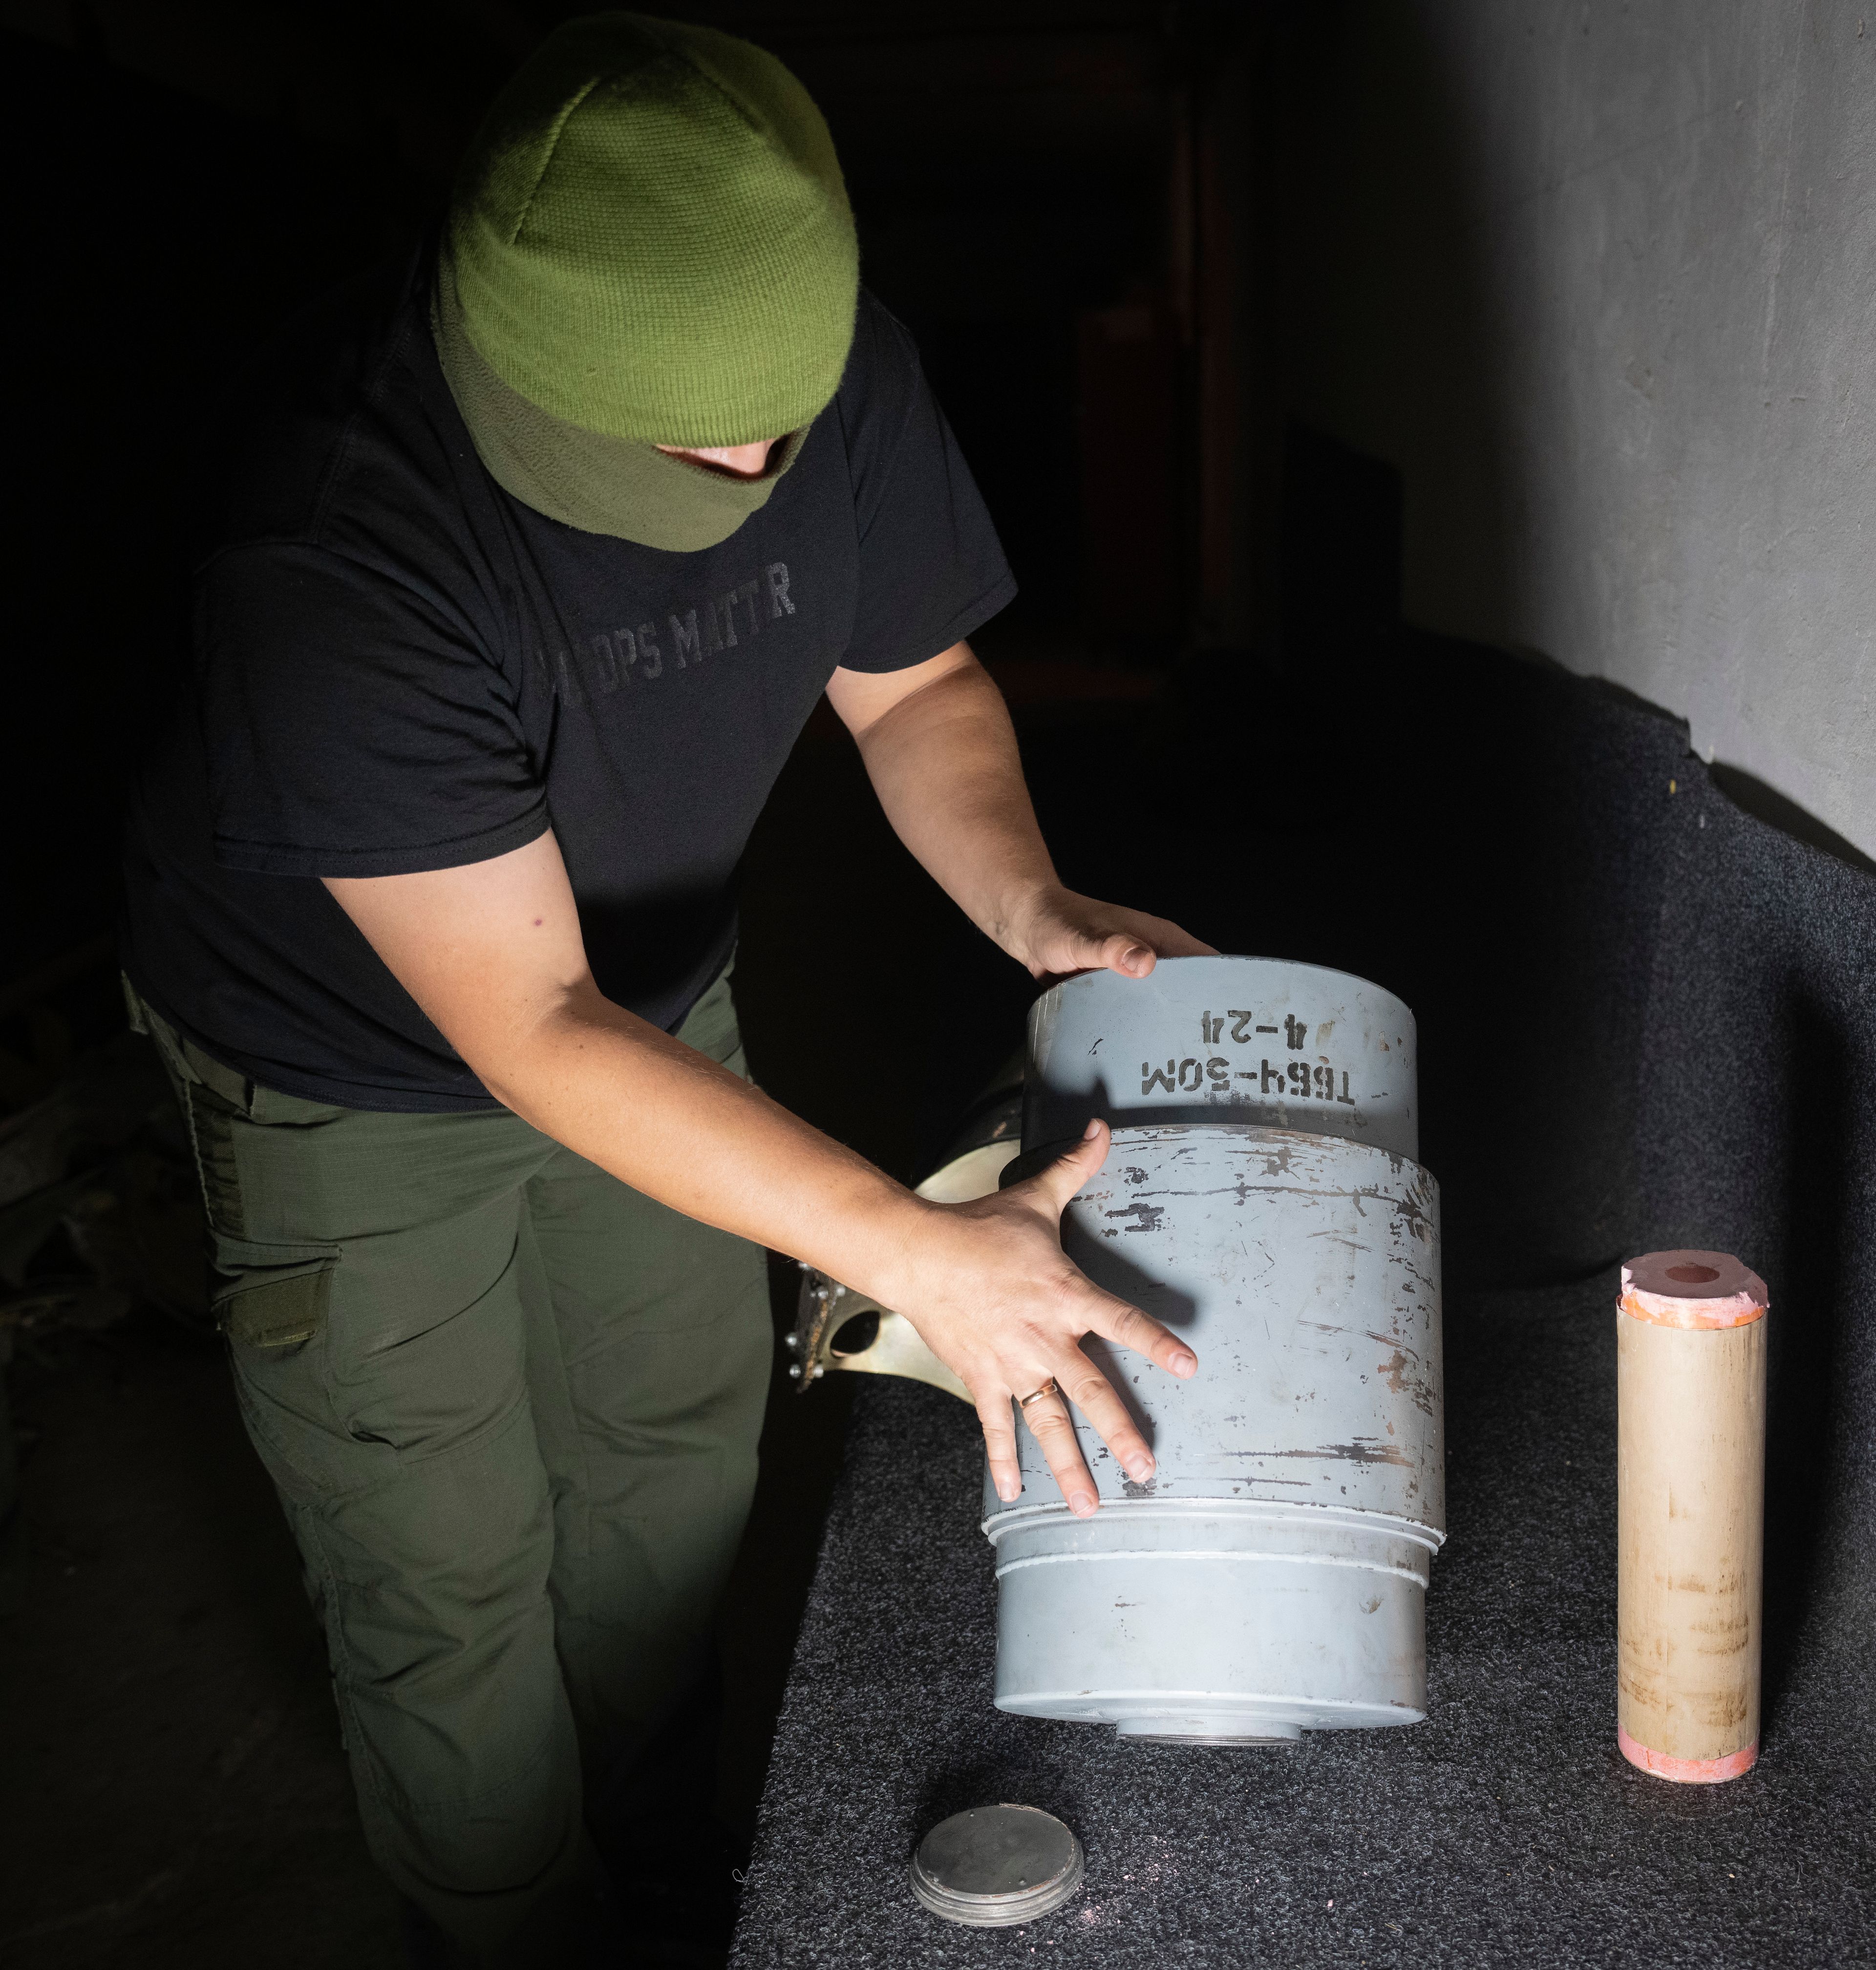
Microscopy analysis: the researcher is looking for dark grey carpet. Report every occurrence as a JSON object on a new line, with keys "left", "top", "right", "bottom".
{"left": 731, "top": 1302, "right": 1872, "bottom": 1969}
{"left": 732, "top": 657, "right": 1876, "bottom": 1967}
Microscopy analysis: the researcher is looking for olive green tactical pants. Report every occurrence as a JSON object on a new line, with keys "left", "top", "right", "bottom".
{"left": 130, "top": 974, "right": 771, "bottom": 1962}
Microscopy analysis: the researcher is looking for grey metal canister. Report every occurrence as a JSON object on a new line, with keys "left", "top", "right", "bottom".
{"left": 1022, "top": 953, "right": 1418, "bottom": 1161}
{"left": 983, "top": 957, "right": 1445, "bottom": 1743}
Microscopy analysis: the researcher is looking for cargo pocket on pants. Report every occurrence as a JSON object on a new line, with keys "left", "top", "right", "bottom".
{"left": 211, "top": 1237, "right": 341, "bottom": 1351}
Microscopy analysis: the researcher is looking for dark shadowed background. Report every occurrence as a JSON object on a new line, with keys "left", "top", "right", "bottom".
{"left": 2, "top": 4, "right": 1872, "bottom": 1965}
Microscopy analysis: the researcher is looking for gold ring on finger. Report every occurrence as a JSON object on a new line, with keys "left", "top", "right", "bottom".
{"left": 1016, "top": 1379, "right": 1059, "bottom": 1409}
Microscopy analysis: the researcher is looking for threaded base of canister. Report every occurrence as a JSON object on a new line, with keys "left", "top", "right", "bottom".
{"left": 1116, "top": 1715, "right": 1302, "bottom": 1746}
{"left": 1617, "top": 1725, "right": 1758, "bottom": 1783}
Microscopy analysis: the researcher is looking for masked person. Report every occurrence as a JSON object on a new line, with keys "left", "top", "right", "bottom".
{"left": 120, "top": 13, "right": 1209, "bottom": 1965}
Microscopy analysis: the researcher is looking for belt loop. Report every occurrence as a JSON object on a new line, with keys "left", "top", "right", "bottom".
{"left": 127, "top": 976, "right": 202, "bottom": 1091}
{"left": 123, "top": 980, "right": 257, "bottom": 1120}
{"left": 120, "top": 972, "right": 150, "bottom": 1037}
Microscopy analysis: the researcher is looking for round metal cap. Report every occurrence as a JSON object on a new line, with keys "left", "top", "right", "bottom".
{"left": 909, "top": 1804, "right": 1085, "bottom": 1928}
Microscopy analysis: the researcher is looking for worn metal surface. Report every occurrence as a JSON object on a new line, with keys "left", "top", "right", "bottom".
{"left": 983, "top": 1123, "right": 1445, "bottom": 1743}
{"left": 1023, "top": 955, "right": 1418, "bottom": 1163}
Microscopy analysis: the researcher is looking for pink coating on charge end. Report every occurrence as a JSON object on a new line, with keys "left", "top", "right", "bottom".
{"left": 1620, "top": 1250, "right": 1767, "bottom": 1330}
{"left": 1618, "top": 1725, "right": 1758, "bottom": 1785}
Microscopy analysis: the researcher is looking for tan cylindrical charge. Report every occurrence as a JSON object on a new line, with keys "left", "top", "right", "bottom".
{"left": 1617, "top": 1249, "right": 1768, "bottom": 1782}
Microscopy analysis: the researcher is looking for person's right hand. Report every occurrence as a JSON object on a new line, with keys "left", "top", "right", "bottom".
{"left": 879, "top": 1119, "right": 1198, "bottom": 1517}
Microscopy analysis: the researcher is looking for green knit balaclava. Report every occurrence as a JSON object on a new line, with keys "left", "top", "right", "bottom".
{"left": 435, "top": 12, "right": 858, "bottom": 549}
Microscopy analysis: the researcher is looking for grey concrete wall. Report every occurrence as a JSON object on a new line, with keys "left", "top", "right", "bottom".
{"left": 1283, "top": 2, "right": 1876, "bottom": 856}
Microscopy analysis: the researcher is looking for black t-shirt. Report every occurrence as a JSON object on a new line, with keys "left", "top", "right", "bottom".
{"left": 122, "top": 254, "right": 1014, "bottom": 1111}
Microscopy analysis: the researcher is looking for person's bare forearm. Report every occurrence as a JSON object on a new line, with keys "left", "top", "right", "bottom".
{"left": 327, "top": 823, "right": 1201, "bottom": 1511}
{"left": 469, "top": 974, "right": 1187, "bottom": 1505}
{"left": 480, "top": 979, "right": 931, "bottom": 1301}
{"left": 837, "top": 653, "right": 1214, "bottom": 982}
{"left": 847, "top": 659, "right": 1059, "bottom": 951}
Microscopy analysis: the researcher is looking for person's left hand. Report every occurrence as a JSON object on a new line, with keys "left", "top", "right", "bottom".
{"left": 999, "top": 884, "right": 1217, "bottom": 981}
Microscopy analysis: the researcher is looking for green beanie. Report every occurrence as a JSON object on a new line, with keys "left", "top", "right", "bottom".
{"left": 445, "top": 11, "right": 858, "bottom": 448}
